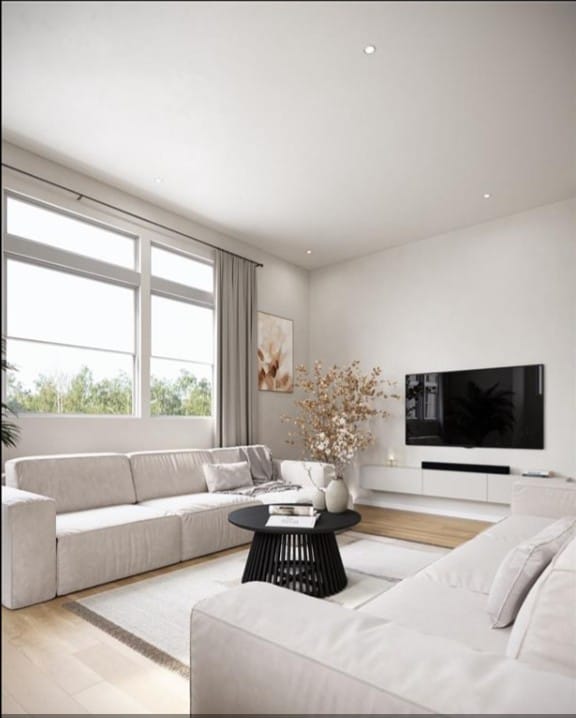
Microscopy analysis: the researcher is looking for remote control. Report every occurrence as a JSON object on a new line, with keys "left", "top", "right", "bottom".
{"left": 521, "top": 471, "right": 550, "bottom": 478}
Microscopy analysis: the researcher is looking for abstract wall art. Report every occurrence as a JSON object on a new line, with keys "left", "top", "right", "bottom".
{"left": 257, "top": 311, "right": 293, "bottom": 392}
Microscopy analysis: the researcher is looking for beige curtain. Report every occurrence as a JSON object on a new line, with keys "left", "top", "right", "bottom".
{"left": 215, "top": 250, "right": 258, "bottom": 447}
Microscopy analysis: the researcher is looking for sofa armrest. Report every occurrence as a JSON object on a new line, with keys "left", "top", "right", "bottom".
{"left": 273, "top": 459, "right": 335, "bottom": 489}
{"left": 190, "top": 583, "right": 576, "bottom": 715}
{"left": 2, "top": 486, "right": 57, "bottom": 609}
{"left": 511, "top": 477, "right": 576, "bottom": 518}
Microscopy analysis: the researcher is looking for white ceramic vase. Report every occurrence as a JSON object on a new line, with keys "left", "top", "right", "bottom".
{"left": 325, "top": 476, "right": 349, "bottom": 513}
{"left": 312, "top": 487, "right": 326, "bottom": 511}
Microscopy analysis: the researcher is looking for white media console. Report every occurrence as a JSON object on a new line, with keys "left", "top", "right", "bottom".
{"left": 360, "top": 465, "right": 518, "bottom": 505}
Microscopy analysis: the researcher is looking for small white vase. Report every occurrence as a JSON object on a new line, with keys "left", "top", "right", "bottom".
{"left": 312, "top": 487, "right": 326, "bottom": 511}
{"left": 325, "top": 476, "right": 349, "bottom": 513}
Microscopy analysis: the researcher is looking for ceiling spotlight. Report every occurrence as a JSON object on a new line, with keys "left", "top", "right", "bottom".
{"left": 483, "top": 193, "right": 491, "bottom": 199}
{"left": 154, "top": 177, "right": 163, "bottom": 184}
{"left": 306, "top": 250, "right": 312, "bottom": 255}
{"left": 363, "top": 45, "right": 376, "bottom": 55}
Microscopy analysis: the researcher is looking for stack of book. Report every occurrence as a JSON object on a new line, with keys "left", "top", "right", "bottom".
{"left": 266, "top": 504, "right": 319, "bottom": 528}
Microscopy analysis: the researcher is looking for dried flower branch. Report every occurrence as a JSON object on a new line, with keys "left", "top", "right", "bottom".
{"left": 283, "top": 360, "right": 400, "bottom": 477}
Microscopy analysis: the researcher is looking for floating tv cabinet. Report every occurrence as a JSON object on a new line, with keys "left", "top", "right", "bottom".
{"left": 359, "top": 465, "right": 519, "bottom": 505}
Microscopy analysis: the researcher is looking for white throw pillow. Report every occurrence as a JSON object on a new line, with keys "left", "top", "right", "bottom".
{"left": 488, "top": 516, "right": 576, "bottom": 628}
{"left": 506, "top": 536, "right": 576, "bottom": 678}
{"left": 203, "top": 461, "right": 253, "bottom": 492}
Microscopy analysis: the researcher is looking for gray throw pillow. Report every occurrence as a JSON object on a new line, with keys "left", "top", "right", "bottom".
{"left": 203, "top": 461, "right": 254, "bottom": 492}
{"left": 488, "top": 516, "right": 576, "bottom": 628}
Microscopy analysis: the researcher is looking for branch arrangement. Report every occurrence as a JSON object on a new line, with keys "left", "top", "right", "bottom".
{"left": 283, "top": 360, "right": 399, "bottom": 477}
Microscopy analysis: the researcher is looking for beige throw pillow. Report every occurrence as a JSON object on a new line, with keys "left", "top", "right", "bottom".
{"left": 488, "top": 516, "right": 576, "bottom": 628}
{"left": 203, "top": 461, "right": 253, "bottom": 492}
{"left": 506, "top": 536, "right": 576, "bottom": 678}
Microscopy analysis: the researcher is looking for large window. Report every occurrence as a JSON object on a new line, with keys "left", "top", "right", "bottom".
{"left": 4, "top": 195, "right": 138, "bottom": 415}
{"left": 3, "top": 192, "right": 214, "bottom": 418}
{"left": 7, "top": 262, "right": 135, "bottom": 414}
{"left": 7, "top": 196, "right": 136, "bottom": 268}
{"left": 150, "top": 246, "right": 214, "bottom": 416}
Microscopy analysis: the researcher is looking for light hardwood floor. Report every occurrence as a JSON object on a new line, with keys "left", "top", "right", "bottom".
{"left": 2, "top": 506, "right": 491, "bottom": 714}
{"left": 354, "top": 504, "right": 492, "bottom": 548}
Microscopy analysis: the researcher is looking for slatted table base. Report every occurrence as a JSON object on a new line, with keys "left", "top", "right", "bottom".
{"left": 241, "top": 530, "right": 347, "bottom": 597}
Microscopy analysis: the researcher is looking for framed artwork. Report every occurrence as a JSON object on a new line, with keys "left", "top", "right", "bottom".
{"left": 257, "top": 311, "right": 294, "bottom": 392}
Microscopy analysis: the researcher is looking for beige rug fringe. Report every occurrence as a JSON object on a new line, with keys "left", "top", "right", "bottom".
{"left": 65, "top": 600, "right": 189, "bottom": 679}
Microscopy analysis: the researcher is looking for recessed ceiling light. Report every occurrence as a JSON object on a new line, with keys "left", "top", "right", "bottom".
{"left": 363, "top": 45, "right": 376, "bottom": 55}
{"left": 306, "top": 250, "right": 312, "bottom": 255}
{"left": 154, "top": 177, "right": 163, "bottom": 184}
{"left": 483, "top": 193, "right": 491, "bottom": 199}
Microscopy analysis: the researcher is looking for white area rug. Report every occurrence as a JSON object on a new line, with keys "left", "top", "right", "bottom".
{"left": 67, "top": 532, "right": 447, "bottom": 677}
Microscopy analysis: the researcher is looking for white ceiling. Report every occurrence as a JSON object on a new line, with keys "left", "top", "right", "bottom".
{"left": 2, "top": 1, "right": 576, "bottom": 269}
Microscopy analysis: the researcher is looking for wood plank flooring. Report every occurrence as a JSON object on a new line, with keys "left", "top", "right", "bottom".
{"left": 2, "top": 506, "right": 492, "bottom": 714}
{"left": 354, "top": 504, "right": 492, "bottom": 548}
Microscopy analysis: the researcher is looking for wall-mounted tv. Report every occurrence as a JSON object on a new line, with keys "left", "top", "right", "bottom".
{"left": 406, "top": 364, "right": 544, "bottom": 449}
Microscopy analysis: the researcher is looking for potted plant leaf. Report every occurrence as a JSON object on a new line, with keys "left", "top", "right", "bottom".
{"left": 2, "top": 338, "right": 20, "bottom": 448}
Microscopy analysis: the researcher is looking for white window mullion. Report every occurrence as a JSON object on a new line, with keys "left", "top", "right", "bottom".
{"left": 150, "top": 275, "right": 213, "bottom": 308}
{"left": 138, "top": 234, "right": 152, "bottom": 418}
{"left": 5, "top": 235, "right": 140, "bottom": 288}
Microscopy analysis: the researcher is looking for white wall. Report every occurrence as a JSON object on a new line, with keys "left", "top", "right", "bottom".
{"left": 2, "top": 142, "right": 308, "bottom": 463}
{"left": 310, "top": 199, "right": 576, "bottom": 498}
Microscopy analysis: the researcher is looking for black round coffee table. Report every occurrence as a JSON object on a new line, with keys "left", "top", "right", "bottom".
{"left": 228, "top": 505, "right": 361, "bottom": 598}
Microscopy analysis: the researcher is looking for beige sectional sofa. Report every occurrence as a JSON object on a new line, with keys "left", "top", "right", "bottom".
{"left": 189, "top": 477, "right": 576, "bottom": 714}
{"left": 1, "top": 445, "right": 331, "bottom": 609}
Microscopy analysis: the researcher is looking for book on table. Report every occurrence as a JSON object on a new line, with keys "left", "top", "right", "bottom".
{"left": 268, "top": 505, "right": 317, "bottom": 517}
{"left": 266, "top": 514, "right": 319, "bottom": 529}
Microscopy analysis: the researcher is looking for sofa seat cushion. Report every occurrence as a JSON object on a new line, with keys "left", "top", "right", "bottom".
{"left": 359, "top": 573, "right": 511, "bottom": 654}
{"left": 421, "top": 515, "right": 553, "bottom": 594}
{"left": 139, "top": 493, "right": 259, "bottom": 561}
{"left": 191, "top": 582, "right": 576, "bottom": 715}
{"left": 6, "top": 453, "right": 135, "bottom": 513}
{"left": 56, "top": 505, "right": 180, "bottom": 595}
{"left": 139, "top": 492, "right": 257, "bottom": 514}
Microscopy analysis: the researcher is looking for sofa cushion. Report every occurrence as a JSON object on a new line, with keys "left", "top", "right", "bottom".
{"left": 56, "top": 504, "right": 171, "bottom": 536}
{"left": 5, "top": 453, "right": 135, "bottom": 514}
{"left": 506, "top": 536, "right": 576, "bottom": 677}
{"left": 209, "top": 447, "right": 243, "bottom": 464}
{"left": 421, "top": 515, "right": 553, "bottom": 594}
{"left": 511, "top": 477, "right": 576, "bottom": 519}
{"left": 359, "top": 573, "right": 511, "bottom": 654}
{"left": 190, "top": 582, "right": 576, "bottom": 716}
{"left": 139, "top": 492, "right": 258, "bottom": 561}
{"left": 487, "top": 517, "right": 576, "bottom": 628}
{"left": 203, "top": 461, "right": 253, "bottom": 492}
{"left": 56, "top": 505, "right": 181, "bottom": 594}
{"left": 128, "top": 449, "right": 213, "bottom": 501}
{"left": 139, "top": 492, "right": 258, "bottom": 515}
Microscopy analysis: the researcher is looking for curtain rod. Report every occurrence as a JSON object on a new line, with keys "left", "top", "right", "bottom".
{"left": 1, "top": 162, "right": 264, "bottom": 268}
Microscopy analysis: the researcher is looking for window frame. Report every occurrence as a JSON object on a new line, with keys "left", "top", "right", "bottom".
{"left": 2, "top": 185, "right": 215, "bottom": 419}
{"left": 149, "top": 241, "right": 215, "bottom": 418}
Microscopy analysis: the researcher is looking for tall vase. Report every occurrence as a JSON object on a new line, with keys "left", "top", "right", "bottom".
{"left": 325, "top": 476, "right": 349, "bottom": 513}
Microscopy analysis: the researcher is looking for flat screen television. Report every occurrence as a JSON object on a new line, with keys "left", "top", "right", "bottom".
{"left": 405, "top": 364, "right": 544, "bottom": 449}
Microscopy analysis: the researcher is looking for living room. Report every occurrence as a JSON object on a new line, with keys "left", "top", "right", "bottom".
{"left": 2, "top": 1, "right": 575, "bottom": 715}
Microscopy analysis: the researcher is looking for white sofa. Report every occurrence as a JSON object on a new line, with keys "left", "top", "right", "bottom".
{"left": 1, "top": 445, "right": 332, "bottom": 609}
{"left": 189, "top": 477, "right": 576, "bottom": 715}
